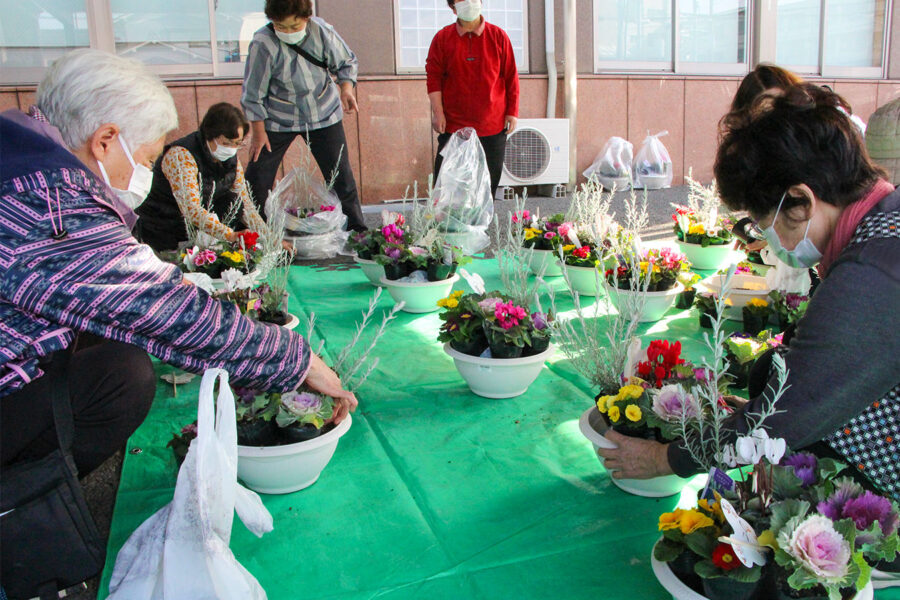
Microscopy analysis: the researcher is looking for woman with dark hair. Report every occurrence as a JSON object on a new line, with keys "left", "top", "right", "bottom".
{"left": 731, "top": 63, "right": 803, "bottom": 112}
{"left": 599, "top": 84, "right": 900, "bottom": 502}
{"left": 137, "top": 102, "right": 268, "bottom": 252}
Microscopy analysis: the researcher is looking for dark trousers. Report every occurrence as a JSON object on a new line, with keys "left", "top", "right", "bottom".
{"left": 434, "top": 130, "right": 508, "bottom": 200}
{"left": 244, "top": 121, "right": 366, "bottom": 231}
{"left": 1, "top": 340, "right": 156, "bottom": 476}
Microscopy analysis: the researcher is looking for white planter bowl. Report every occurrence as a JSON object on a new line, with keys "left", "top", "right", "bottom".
{"left": 380, "top": 273, "right": 459, "bottom": 313}
{"left": 281, "top": 313, "right": 300, "bottom": 330}
{"left": 444, "top": 343, "right": 552, "bottom": 399}
{"left": 609, "top": 282, "right": 683, "bottom": 323}
{"left": 237, "top": 414, "right": 352, "bottom": 494}
{"left": 561, "top": 262, "right": 604, "bottom": 297}
{"left": 639, "top": 173, "right": 670, "bottom": 190}
{"left": 528, "top": 248, "right": 563, "bottom": 277}
{"left": 676, "top": 240, "right": 737, "bottom": 271}
{"left": 579, "top": 406, "right": 688, "bottom": 497}
{"left": 698, "top": 273, "right": 770, "bottom": 320}
{"left": 650, "top": 545, "right": 875, "bottom": 600}
{"left": 354, "top": 256, "right": 384, "bottom": 286}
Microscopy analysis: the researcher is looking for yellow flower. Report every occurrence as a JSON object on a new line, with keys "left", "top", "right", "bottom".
{"left": 698, "top": 498, "right": 725, "bottom": 523}
{"left": 658, "top": 509, "right": 684, "bottom": 531}
{"left": 562, "top": 244, "right": 575, "bottom": 252}
{"left": 524, "top": 228, "right": 541, "bottom": 240}
{"left": 748, "top": 298, "right": 769, "bottom": 308}
{"left": 639, "top": 261, "right": 649, "bottom": 273}
{"left": 618, "top": 384, "right": 644, "bottom": 400}
{"left": 596, "top": 395, "right": 613, "bottom": 413}
{"left": 688, "top": 223, "right": 706, "bottom": 235}
{"left": 221, "top": 250, "right": 244, "bottom": 263}
{"left": 436, "top": 296, "right": 459, "bottom": 309}
{"left": 625, "top": 405, "right": 642, "bottom": 422}
{"left": 679, "top": 510, "right": 714, "bottom": 534}
{"left": 757, "top": 529, "right": 778, "bottom": 550}
{"left": 451, "top": 290, "right": 464, "bottom": 299}
{"left": 608, "top": 405, "right": 621, "bottom": 422}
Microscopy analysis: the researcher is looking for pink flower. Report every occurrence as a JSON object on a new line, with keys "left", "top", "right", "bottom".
{"left": 193, "top": 249, "right": 217, "bottom": 266}
{"left": 494, "top": 301, "right": 527, "bottom": 330}
{"left": 787, "top": 515, "right": 851, "bottom": 581}
{"left": 558, "top": 223, "right": 572, "bottom": 237}
{"left": 381, "top": 224, "right": 405, "bottom": 245}
{"left": 544, "top": 231, "right": 557, "bottom": 240}
{"left": 319, "top": 204, "right": 336, "bottom": 212}
{"left": 511, "top": 210, "right": 530, "bottom": 223}
{"left": 408, "top": 246, "right": 428, "bottom": 256}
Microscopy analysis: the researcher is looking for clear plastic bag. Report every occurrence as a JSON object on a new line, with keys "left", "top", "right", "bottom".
{"left": 583, "top": 136, "right": 633, "bottom": 191}
{"left": 287, "top": 230, "right": 351, "bottom": 259}
{"left": 432, "top": 128, "right": 494, "bottom": 254}
{"left": 633, "top": 131, "right": 673, "bottom": 190}
{"left": 107, "top": 369, "right": 273, "bottom": 600}
{"left": 266, "top": 167, "right": 348, "bottom": 258}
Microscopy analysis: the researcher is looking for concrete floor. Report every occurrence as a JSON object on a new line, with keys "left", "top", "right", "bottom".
{"left": 72, "top": 184, "right": 694, "bottom": 599}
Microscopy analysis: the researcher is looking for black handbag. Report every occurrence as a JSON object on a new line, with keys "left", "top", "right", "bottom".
{"left": 0, "top": 353, "right": 105, "bottom": 600}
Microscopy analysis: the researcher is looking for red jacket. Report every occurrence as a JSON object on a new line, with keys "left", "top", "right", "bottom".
{"left": 426, "top": 20, "right": 519, "bottom": 137}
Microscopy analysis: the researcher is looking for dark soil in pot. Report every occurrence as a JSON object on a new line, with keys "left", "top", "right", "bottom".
{"left": 279, "top": 423, "right": 324, "bottom": 444}
{"left": 450, "top": 335, "right": 488, "bottom": 356}
{"left": 675, "top": 289, "right": 696, "bottom": 309}
{"left": 258, "top": 309, "right": 290, "bottom": 326}
{"left": 237, "top": 419, "right": 278, "bottom": 447}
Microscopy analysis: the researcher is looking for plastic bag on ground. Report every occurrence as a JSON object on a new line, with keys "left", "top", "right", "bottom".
{"left": 583, "top": 136, "right": 633, "bottom": 190}
{"left": 633, "top": 131, "right": 673, "bottom": 190}
{"left": 107, "top": 369, "right": 273, "bottom": 600}
{"left": 432, "top": 127, "right": 493, "bottom": 254}
{"left": 266, "top": 167, "right": 347, "bottom": 259}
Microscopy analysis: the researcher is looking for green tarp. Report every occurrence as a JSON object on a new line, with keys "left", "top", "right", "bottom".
{"left": 98, "top": 259, "right": 900, "bottom": 599}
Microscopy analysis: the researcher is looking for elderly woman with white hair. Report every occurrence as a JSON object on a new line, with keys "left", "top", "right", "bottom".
{"left": 0, "top": 49, "right": 356, "bottom": 579}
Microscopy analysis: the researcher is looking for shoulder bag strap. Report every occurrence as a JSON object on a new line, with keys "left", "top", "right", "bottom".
{"left": 267, "top": 22, "right": 329, "bottom": 71}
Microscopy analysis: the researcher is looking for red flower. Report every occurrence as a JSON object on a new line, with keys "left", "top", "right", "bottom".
{"left": 394, "top": 214, "right": 406, "bottom": 227}
{"left": 573, "top": 246, "right": 591, "bottom": 259}
{"left": 711, "top": 543, "right": 741, "bottom": 571}
{"left": 637, "top": 339, "right": 685, "bottom": 387}
{"left": 236, "top": 231, "right": 259, "bottom": 250}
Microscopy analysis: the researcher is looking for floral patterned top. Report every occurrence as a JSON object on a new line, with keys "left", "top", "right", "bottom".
{"left": 160, "top": 146, "right": 268, "bottom": 241}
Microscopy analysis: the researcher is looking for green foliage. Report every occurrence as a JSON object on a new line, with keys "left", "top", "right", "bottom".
{"left": 653, "top": 537, "right": 683, "bottom": 562}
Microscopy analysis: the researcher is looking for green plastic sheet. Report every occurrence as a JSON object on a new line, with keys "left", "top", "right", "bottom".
{"left": 98, "top": 259, "right": 900, "bottom": 599}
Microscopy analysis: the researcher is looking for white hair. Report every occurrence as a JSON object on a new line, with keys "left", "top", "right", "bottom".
{"left": 35, "top": 49, "right": 178, "bottom": 149}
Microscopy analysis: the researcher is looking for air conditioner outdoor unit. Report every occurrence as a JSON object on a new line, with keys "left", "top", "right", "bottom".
{"left": 499, "top": 118, "right": 570, "bottom": 187}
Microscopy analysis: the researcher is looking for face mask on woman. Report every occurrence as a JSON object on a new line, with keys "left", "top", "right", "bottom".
{"left": 761, "top": 192, "right": 823, "bottom": 269}
{"left": 96, "top": 135, "right": 153, "bottom": 210}
{"left": 275, "top": 28, "right": 307, "bottom": 45}
{"left": 211, "top": 143, "right": 238, "bottom": 162}
{"left": 455, "top": 0, "right": 482, "bottom": 22}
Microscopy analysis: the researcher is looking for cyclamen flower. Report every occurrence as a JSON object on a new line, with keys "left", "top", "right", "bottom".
{"left": 494, "top": 301, "right": 527, "bottom": 330}
{"left": 783, "top": 453, "right": 818, "bottom": 487}
{"left": 787, "top": 515, "right": 851, "bottom": 581}
{"left": 652, "top": 384, "right": 699, "bottom": 421}
{"left": 282, "top": 391, "right": 323, "bottom": 416}
{"left": 382, "top": 224, "right": 405, "bottom": 245}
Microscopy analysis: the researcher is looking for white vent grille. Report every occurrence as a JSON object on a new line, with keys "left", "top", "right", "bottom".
{"left": 504, "top": 128, "right": 551, "bottom": 181}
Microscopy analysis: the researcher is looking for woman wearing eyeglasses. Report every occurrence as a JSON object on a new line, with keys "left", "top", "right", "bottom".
{"left": 599, "top": 83, "right": 900, "bottom": 503}
{"left": 136, "top": 102, "right": 267, "bottom": 252}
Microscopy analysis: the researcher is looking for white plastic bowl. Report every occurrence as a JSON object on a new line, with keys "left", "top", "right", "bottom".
{"left": 237, "top": 414, "right": 352, "bottom": 494}
{"left": 579, "top": 406, "right": 688, "bottom": 497}
{"left": 698, "top": 273, "right": 770, "bottom": 320}
{"left": 353, "top": 256, "right": 385, "bottom": 286}
{"left": 380, "top": 273, "right": 459, "bottom": 313}
{"left": 639, "top": 173, "right": 670, "bottom": 190}
{"left": 528, "top": 248, "right": 563, "bottom": 277}
{"left": 444, "top": 343, "right": 552, "bottom": 398}
{"left": 281, "top": 313, "right": 300, "bottom": 330}
{"left": 650, "top": 545, "right": 875, "bottom": 600}
{"left": 561, "top": 263, "right": 604, "bottom": 297}
{"left": 676, "top": 240, "right": 738, "bottom": 271}
{"left": 609, "top": 282, "right": 683, "bottom": 323}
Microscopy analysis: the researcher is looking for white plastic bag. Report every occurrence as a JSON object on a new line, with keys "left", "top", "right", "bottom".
{"left": 286, "top": 230, "right": 351, "bottom": 259}
{"left": 583, "top": 136, "right": 633, "bottom": 190}
{"left": 765, "top": 259, "right": 811, "bottom": 295}
{"left": 432, "top": 128, "right": 494, "bottom": 254}
{"left": 107, "top": 369, "right": 273, "bottom": 600}
{"left": 633, "top": 131, "right": 673, "bottom": 190}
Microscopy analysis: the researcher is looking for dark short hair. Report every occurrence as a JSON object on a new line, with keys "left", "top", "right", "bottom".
{"left": 265, "top": 0, "right": 313, "bottom": 21}
{"left": 730, "top": 64, "right": 803, "bottom": 113}
{"left": 714, "top": 83, "right": 886, "bottom": 219}
{"left": 199, "top": 103, "right": 249, "bottom": 142}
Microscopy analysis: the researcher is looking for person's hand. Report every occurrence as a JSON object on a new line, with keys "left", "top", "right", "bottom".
{"left": 596, "top": 430, "right": 674, "bottom": 479}
{"left": 505, "top": 115, "right": 518, "bottom": 133}
{"left": 340, "top": 83, "right": 359, "bottom": 113}
{"left": 735, "top": 238, "right": 768, "bottom": 252}
{"left": 432, "top": 109, "right": 446, "bottom": 134}
{"left": 282, "top": 239, "right": 295, "bottom": 253}
{"left": 303, "top": 352, "right": 358, "bottom": 424}
{"left": 225, "top": 229, "right": 247, "bottom": 243}
{"left": 249, "top": 129, "right": 270, "bottom": 162}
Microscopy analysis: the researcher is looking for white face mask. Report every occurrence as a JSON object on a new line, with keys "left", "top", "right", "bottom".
{"left": 275, "top": 27, "right": 307, "bottom": 45}
{"left": 211, "top": 143, "right": 238, "bottom": 162}
{"left": 761, "top": 192, "right": 823, "bottom": 269}
{"left": 96, "top": 135, "right": 154, "bottom": 210}
{"left": 455, "top": 0, "right": 482, "bottom": 22}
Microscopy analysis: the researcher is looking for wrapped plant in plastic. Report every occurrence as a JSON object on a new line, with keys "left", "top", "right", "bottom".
{"left": 583, "top": 136, "right": 634, "bottom": 191}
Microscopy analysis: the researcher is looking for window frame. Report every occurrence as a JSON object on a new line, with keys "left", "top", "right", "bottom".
{"left": 392, "top": 0, "right": 530, "bottom": 75}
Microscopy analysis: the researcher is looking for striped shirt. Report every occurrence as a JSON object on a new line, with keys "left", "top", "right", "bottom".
{"left": 241, "top": 18, "right": 358, "bottom": 133}
{"left": 0, "top": 112, "right": 311, "bottom": 397}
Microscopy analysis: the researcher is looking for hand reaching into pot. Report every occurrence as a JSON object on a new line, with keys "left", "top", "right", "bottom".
{"left": 303, "top": 352, "right": 358, "bottom": 424}
{"left": 597, "top": 430, "right": 674, "bottom": 479}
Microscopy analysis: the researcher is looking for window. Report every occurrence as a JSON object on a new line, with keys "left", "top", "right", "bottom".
{"left": 0, "top": 0, "right": 266, "bottom": 83}
{"left": 594, "top": 0, "right": 749, "bottom": 75}
{"left": 394, "top": 0, "right": 529, "bottom": 73}
{"left": 776, "top": 0, "right": 888, "bottom": 77}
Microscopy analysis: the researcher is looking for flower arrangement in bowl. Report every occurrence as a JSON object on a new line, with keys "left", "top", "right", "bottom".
{"left": 672, "top": 173, "right": 736, "bottom": 271}
{"left": 179, "top": 231, "right": 262, "bottom": 281}
{"left": 742, "top": 298, "right": 771, "bottom": 336}
{"left": 769, "top": 290, "right": 810, "bottom": 331}
{"left": 606, "top": 246, "right": 690, "bottom": 322}
{"left": 520, "top": 210, "right": 567, "bottom": 276}
{"left": 698, "top": 271, "right": 769, "bottom": 321}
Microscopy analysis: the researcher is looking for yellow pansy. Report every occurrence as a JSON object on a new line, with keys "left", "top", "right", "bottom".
{"left": 608, "top": 405, "right": 621, "bottom": 422}
{"left": 596, "top": 395, "right": 613, "bottom": 413}
{"left": 688, "top": 223, "right": 706, "bottom": 235}
{"left": 625, "top": 405, "right": 642, "bottom": 422}
{"left": 524, "top": 228, "right": 541, "bottom": 240}
{"left": 748, "top": 298, "right": 769, "bottom": 308}
{"left": 658, "top": 509, "right": 684, "bottom": 531}
{"left": 618, "top": 384, "right": 644, "bottom": 400}
{"left": 679, "top": 510, "right": 714, "bottom": 534}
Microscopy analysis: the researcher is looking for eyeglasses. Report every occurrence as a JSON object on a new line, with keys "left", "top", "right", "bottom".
{"left": 218, "top": 138, "right": 248, "bottom": 149}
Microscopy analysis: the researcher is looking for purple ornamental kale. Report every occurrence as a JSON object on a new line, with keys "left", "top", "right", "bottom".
{"left": 841, "top": 491, "right": 899, "bottom": 535}
{"left": 531, "top": 312, "right": 548, "bottom": 330}
{"left": 783, "top": 453, "right": 818, "bottom": 487}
